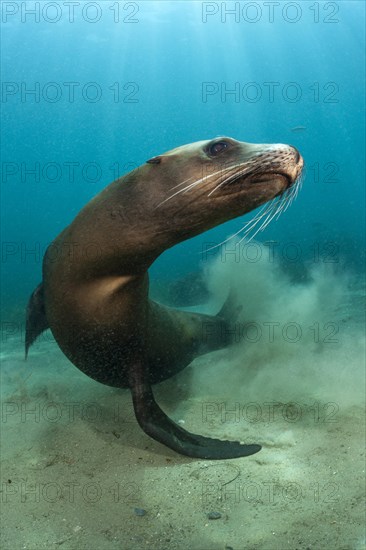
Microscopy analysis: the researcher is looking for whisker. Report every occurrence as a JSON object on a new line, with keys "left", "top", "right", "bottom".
{"left": 156, "top": 178, "right": 205, "bottom": 207}
{"left": 207, "top": 173, "right": 236, "bottom": 196}
{"left": 169, "top": 175, "right": 196, "bottom": 191}
{"left": 241, "top": 200, "right": 277, "bottom": 234}
{"left": 255, "top": 202, "right": 282, "bottom": 233}
{"left": 204, "top": 170, "right": 303, "bottom": 249}
{"left": 207, "top": 160, "right": 278, "bottom": 198}
{"left": 239, "top": 199, "right": 280, "bottom": 243}
{"left": 203, "top": 199, "right": 277, "bottom": 252}
{"left": 157, "top": 161, "right": 256, "bottom": 208}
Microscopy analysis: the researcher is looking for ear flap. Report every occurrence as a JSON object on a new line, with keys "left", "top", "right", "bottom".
{"left": 146, "top": 156, "right": 162, "bottom": 165}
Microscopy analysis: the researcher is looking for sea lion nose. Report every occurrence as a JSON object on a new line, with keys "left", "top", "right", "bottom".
{"left": 290, "top": 146, "right": 301, "bottom": 163}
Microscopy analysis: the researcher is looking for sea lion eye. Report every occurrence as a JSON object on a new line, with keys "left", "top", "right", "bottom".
{"left": 208, "top": 141, "right": 230, "bottom": 156}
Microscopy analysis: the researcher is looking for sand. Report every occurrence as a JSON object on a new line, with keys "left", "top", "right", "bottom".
{"left": 1, "top": 258, "right": 365, "bottom": 550}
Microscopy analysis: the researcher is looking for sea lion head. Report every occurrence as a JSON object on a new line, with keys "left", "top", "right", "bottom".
{"left": 67, "top": 137, "right": 303, "bottom": 268}
{"left": 141, "top": 137, "right": 303, "bottom": 248}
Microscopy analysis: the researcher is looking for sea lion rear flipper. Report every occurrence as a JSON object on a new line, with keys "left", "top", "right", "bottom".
{"left": 129, "top": 361, "right": 261, "bottom": 459}
{"left": 216, "top": 286, "right": 242, "bottom": 322}
{"left": 25, "top": 283, "right": 49, "bottom": 359}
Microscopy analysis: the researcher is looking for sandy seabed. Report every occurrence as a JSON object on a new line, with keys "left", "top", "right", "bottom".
{"left": 1, "top": 263, "right": 365, "bottom": 550}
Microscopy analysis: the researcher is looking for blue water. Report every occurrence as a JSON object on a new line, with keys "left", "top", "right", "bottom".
{"left": 1, "top": 5, "right": 366, "bottom": 549}
{"left": 1, "top": 0, "right": 365, "bottom": 314}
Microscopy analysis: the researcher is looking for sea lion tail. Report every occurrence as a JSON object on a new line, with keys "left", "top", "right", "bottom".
{"left": 25, "top": 283, "right": 49, "bottom": 359}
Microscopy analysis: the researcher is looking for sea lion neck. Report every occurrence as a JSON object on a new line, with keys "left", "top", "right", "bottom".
{"left": 44, "top": 169, "right": 174, "bottom": 280}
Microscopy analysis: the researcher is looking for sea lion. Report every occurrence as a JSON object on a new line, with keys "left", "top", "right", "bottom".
{"left": 25, "top": 137, "right": 303, "bottom": 459}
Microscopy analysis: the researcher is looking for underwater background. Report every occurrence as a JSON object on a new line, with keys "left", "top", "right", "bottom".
{"left": 1, "top": 0, "right": 365, "bottom": 313}
{"left": 1, "top": 2, "right": 365, "bottom": 550}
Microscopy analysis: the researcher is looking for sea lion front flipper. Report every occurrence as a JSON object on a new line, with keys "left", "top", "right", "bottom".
{"left": 129, "top": 362, "right": 261, "bottom": 459}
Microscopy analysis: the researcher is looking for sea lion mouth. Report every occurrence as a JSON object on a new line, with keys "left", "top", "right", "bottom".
{"left": 225, "top": 170, "right": 293, "bottom": 193}
{"left": 249, "top": 172, "right": 293, "bottom": 188}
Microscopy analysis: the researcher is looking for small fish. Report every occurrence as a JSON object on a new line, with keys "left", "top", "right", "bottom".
{"left": 290, "top": 126, "right": 307, "bottom": 132}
